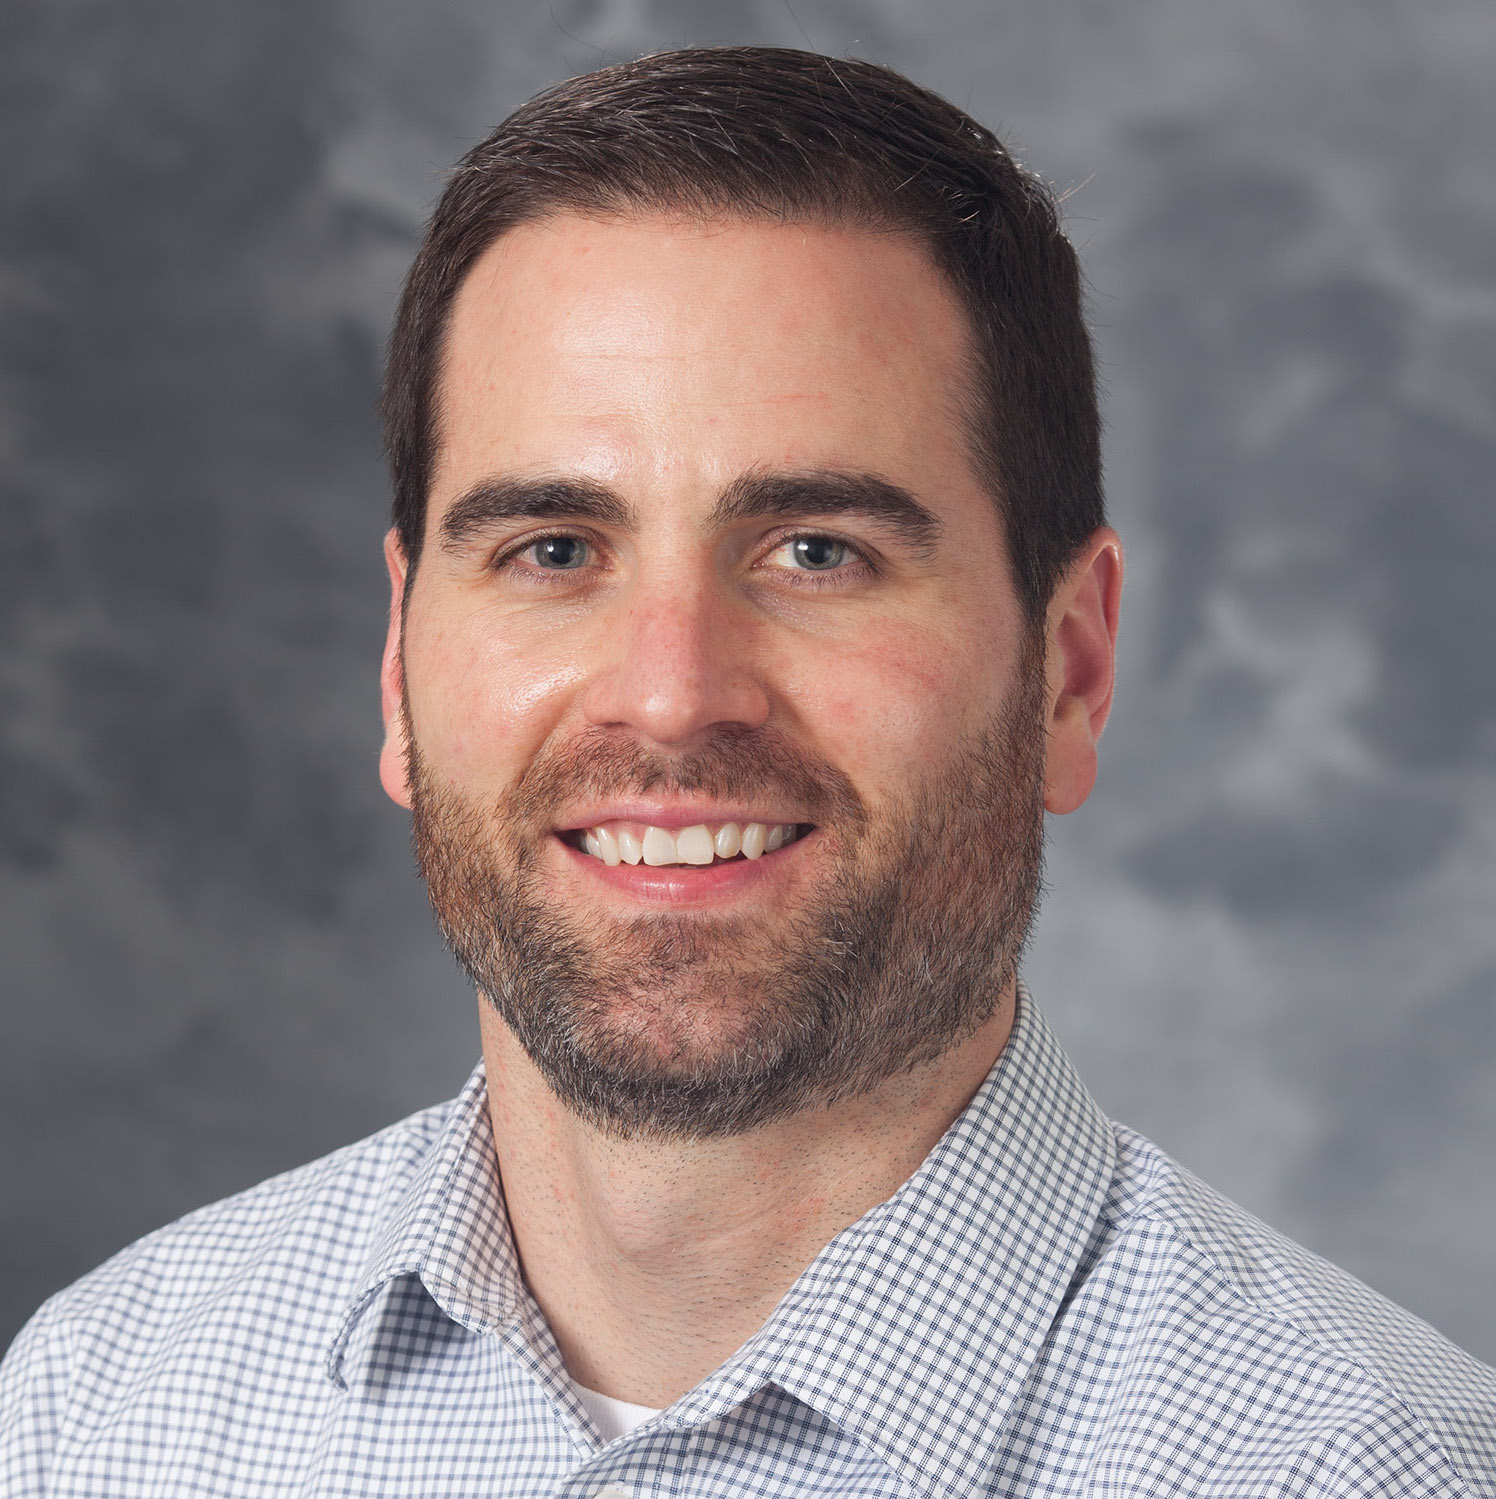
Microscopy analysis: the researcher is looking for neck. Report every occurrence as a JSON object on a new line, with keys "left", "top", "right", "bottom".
{"left": 480, "top": 987, "right": 1015, "bottom": 1408}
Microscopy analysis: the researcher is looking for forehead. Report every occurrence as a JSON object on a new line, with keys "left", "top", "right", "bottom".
{"left": 430, "top": 211, "right": 989, "bottom": 528}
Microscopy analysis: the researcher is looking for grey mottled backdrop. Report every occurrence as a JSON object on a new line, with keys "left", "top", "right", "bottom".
{"left": 3, "top": 0, "right": 1493, "bottom": 1360}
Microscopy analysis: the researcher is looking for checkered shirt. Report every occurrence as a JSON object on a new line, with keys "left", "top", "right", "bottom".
{"left": 5, "top": 986, "right": 1495, "bottom": 1497}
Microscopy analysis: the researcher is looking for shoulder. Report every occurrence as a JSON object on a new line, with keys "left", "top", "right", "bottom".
{"left": 0, "top": 1093, "right": 456, "bottom": 1475}
{"left": 1082, "top": 1124, "right": 1496, "bottom": 1496}
{"left": 39, "top": 1093, "right": 451, "bottom": 1333}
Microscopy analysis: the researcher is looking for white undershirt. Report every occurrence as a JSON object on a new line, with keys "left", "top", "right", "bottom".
{"left": 567, "top": 1376, "right": 664, "bottom": 1444}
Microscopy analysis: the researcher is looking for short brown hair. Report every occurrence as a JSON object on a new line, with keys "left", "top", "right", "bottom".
{"left": 383, "top": 46, "right": 1102, "bottom": 621}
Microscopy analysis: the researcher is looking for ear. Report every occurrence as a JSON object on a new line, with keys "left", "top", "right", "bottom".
{"left": 1041, "top": 527, "right": 1123, "bottom": 815}
{"left": 379, "top": 529, "right": 413, "bottom": 810}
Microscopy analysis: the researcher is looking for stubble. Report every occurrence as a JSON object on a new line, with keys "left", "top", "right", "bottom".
{"left": 407, "top": 638, "right": 1048, "bottom": 1140}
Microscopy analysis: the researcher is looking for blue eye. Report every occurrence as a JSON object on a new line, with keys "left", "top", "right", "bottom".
{"left": 529, "top": 536, "right": 590, "bottom": 569}
{"left": 789, "top": 536, "right": 848, "bottom": 570}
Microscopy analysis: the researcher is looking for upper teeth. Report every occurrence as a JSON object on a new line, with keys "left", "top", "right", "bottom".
{"left": 579, "top": 821, "right": 803, "bottom": 867}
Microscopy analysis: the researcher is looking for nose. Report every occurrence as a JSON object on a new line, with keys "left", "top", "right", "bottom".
{"left": 579, "top": 571, "right": 771, "bottom": 747}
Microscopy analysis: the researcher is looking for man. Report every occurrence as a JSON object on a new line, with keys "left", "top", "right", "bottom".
{"left": 2, "top": 44, "right": 1492, "bottom": 1497}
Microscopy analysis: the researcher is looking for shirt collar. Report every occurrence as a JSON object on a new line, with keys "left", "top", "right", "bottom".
{"left": 326, "top": 1061, "right": 523, "bottom": 1388}
{"left": 668, "top": 984, "right": 1117, "bottom": 1499}
{"left": 327, "top": 984, "right": 1117, "bottom": 1499}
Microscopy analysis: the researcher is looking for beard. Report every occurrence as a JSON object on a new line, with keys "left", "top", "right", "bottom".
{"left": 407, "top": 639, "right": 1048, "bottom": 1141}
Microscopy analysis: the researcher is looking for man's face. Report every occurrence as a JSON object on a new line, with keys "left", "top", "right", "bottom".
{"left": 384, "top": 213, "right": 1059, "bottom": 1138}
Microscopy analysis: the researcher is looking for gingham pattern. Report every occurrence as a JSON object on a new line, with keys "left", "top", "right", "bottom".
{"left": 4, "top": 986, "right": 1494, "bottom": 1497}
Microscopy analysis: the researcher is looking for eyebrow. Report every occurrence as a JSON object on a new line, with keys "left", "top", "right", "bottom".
{"left": 436, "top": 468, "right": 942, "bottom": 557}
{"left": 708, "top": 470, "right": 942, "bottom": 557}
{"left": 438, "top": 477, "right": 637, "bottom": 552}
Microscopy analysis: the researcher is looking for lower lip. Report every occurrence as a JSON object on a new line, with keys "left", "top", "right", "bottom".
{"left": 555, "top": 832, "right": 814, "bottom": 905}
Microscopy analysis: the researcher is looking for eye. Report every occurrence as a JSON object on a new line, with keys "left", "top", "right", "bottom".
{"left": 523, "top": 535, "right": 591, "bottom": 570}
{"left": 784, "top": 535, "right": 850, "bottom": 571}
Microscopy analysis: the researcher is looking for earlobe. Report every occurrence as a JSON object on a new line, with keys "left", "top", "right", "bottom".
{"left": 1041, "top": 528, "right": 1123, "bottom": 816}
{"left": 379, "top": 530, "right": 413, "bottom": 810}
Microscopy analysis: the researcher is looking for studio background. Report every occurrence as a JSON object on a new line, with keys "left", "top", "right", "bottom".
{"left": 3, "top": 0, "right": 1493, "bottom": 1360}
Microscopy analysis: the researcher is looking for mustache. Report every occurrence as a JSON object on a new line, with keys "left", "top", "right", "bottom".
{"left": 506, "top": 724, "right": 869, "bottom": 830}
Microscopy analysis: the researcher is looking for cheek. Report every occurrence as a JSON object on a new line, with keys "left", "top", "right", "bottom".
{"left": 775, "top": 620, "right": 1008, "bottom": 790}
{"left": 403, "top": 609, "right": 588, "bottom": 785}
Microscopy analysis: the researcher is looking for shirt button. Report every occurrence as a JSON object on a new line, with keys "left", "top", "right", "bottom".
{"left": 592, "top": 1488, "right": 633, "bottom": 1499}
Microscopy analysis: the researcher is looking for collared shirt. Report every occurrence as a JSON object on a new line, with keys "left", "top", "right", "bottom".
{"left": 3, "top": 987, "right": 1494, "bottom": 1497}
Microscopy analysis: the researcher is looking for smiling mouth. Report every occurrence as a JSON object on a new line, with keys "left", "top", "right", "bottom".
{"left": 562, "top": 820, "right": 814, "bottom": 867}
